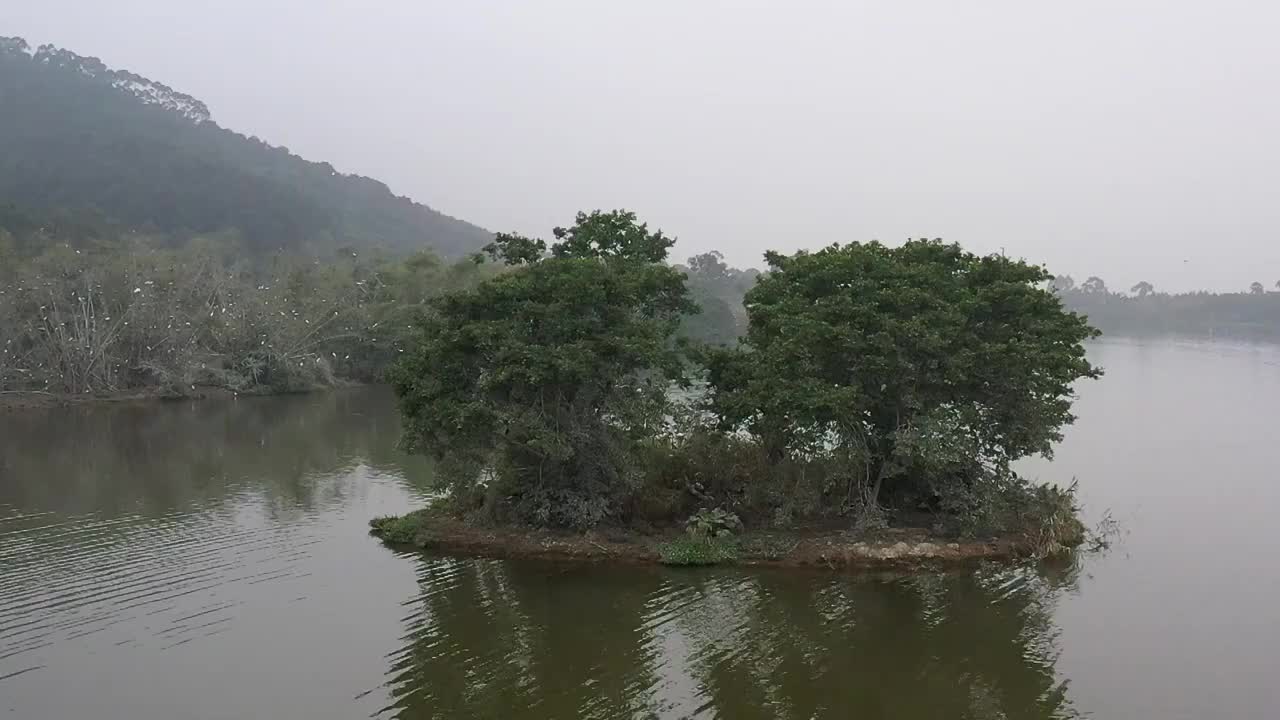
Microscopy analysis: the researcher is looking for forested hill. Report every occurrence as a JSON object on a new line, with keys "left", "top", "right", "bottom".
{"left": 0, "top": 36, "right": 491, "bottom": 257}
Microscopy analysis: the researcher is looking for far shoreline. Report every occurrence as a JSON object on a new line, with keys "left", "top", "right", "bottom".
{"left": 0, "top": 384, "right": 368, "bottom": 412}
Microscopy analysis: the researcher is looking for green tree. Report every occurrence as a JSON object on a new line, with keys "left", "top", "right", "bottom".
{"left": 676, "top": 250, "right": 760, "bottom": 346}
{"left": 707, "top": 240, "right": 1100, "bottom": 511}
{"left": 1250, "top": 281, "right": 1265, "bottom": 295}
{"left": 687, "top": 250, "right": 730, "bottom": 280}
{"left": 1081, "top": 276, "right": 1108, "bottom": 294}
{"left": 391, "top": 211, "right": 696, "bottom": 529}
{"left": 1130, "top": 281, "right": 1154, "bottom": 298}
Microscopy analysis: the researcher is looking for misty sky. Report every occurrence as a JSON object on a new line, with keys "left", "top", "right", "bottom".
{"left": 10, "top": 1, "right": 1280, "bottom": 291}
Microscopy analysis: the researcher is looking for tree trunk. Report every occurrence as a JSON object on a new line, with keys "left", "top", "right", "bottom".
{"left": 869, "top": 466, "right": 885, "bottom": 508}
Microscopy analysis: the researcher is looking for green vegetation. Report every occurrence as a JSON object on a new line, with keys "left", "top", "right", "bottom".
{"left": 0, "top": 37, "right": 490, "bottom": 258}
{"left": 684, "top": 507, "right": 743, "bottom": 538}
{"left": 391, "top": 210, "right": 695, "bottom": 529}
{"left": 387, "top": 218, "right": 1100, "bottom": 562}
{"left": 371, "top": 510, "right": 435, "bottom": 545}
{"left": 1054, "top": 275, "right": 1280, "bottom": 341}
{"left": 1020, "top": 481, "right": 1087, "bottom": 558}
{"left": 0, "top": 234, "right": 490, "bottom": 395}
{"left": 658, "top": 536, "right": 739, "bottom": 566}
{"left": 659, "top": 507, "right": 743, "bottom": 566}
{"left": 706, "top": 242, "right": 1100, "bottom": 530}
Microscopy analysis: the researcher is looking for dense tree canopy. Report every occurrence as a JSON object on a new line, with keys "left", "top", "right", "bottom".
{"left": 391, "top": 211, "right": 696, "bottom": 528}
{"left": 0, "top": 233, "right": 488, "bottom": 395}
{"left": 379, "top": 230, "right": 1097, "bottom": 544}
{"left": 708, "top": 240, "right": 1100, "bottom": 510}
{"left": 0, "top": 37, "right": 491, "bottom": 258}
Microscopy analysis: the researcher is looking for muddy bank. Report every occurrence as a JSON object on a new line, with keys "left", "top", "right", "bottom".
{"left": 0, "top": 383, "right": 371, "bottom": 412}
{"left": 369, "top": 512, "right": 1065, "bottom": 571}
{"left": 0, "top": 387, "right": 242, "bottom": 411}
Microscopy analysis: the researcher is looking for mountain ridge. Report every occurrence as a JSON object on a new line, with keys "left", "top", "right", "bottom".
{"left": 0, "top": 36, "right": 491, "bottom": 257}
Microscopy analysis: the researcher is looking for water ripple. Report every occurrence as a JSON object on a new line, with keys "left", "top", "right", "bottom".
{"left": 0, "top": 493, "right": 329, "bottom": 677}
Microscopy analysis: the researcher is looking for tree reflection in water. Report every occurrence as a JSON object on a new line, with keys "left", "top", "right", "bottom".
{"left": 382, "top": 558, "right": 1082, "bottom": 720}
{"left": 0, "top": 388, "right": 432, "bottom": 519}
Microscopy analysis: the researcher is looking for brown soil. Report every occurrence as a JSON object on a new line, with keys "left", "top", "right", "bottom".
{"left": 371, "top": 515, "right": 1038, "bottom": 571}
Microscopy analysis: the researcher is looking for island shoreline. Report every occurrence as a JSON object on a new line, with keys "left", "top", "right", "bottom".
{"left": 370, "top": 513, "right": 1076, "bottom": 571}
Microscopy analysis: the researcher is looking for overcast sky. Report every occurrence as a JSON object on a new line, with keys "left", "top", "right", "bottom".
{"left": 11, "top": 0, "right": 1280, "bottom": 291}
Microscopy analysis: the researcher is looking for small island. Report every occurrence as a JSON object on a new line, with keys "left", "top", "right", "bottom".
{"left": 371, "top": 211, "right": 1099, "bottom": 568}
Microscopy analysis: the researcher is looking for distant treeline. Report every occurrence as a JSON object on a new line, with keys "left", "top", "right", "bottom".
{"left": 674, "top": 251, "right": 759, "bottom": 346}
{"left": 0, "top": 220, "right": 760, "bottom": 395}
{"left": 0, "top": 230, "right": 493, "bottom": 395}
{"left": 1053, "top": 275, "right": 1280, "bottom": 341}
{"left": 16, "top": 216, "right": 1275, "bottom": 401}
{"left": 680, "top": 266, "right": 1280, "bottom": 345}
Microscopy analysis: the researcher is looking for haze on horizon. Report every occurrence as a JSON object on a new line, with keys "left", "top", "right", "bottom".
{"left": 10, "top": 0, "right": 1280, "bottom": 293}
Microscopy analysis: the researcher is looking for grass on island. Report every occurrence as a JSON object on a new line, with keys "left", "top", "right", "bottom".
{"left": 370, "top": 510, "right": 433, "bottom": 545}
{"left": 657, "top": 536, "right": 739, "bottom": 567}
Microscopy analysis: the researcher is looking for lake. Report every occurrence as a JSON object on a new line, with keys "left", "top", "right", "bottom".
{"left": 2, "top": 339, "right": 1278, "bottom": 719}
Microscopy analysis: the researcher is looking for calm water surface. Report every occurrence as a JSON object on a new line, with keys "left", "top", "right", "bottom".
{"left": 2, "top": 339, "right": 1279, "bottom": 719}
